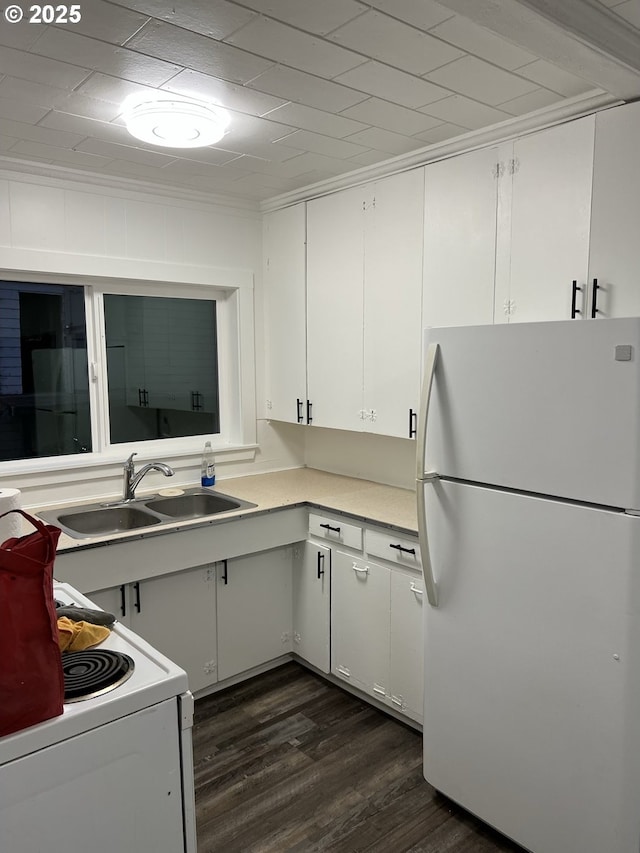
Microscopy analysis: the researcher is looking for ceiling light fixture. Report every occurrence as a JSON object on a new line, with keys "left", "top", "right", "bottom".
{"left": 121, "top": 96, "right": 230, "bottom": 149}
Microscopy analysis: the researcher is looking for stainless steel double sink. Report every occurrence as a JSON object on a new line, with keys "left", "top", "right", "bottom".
{"left": 40, "top": 488, "right": 257, "bottom": 539}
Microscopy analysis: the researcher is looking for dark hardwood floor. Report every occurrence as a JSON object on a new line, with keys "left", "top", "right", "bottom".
{"left": 192, "top": 662, "right": 525, "bottom": 853}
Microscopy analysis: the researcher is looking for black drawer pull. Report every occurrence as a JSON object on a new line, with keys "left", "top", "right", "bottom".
{"left": 119, "top": 584, "right": 126, "bottom": 618}
{"left": 591, "top": 278, "right": 600, "bottom": 318}
{"left": 389, "top": 543, "right": 416, "bottom": 555}
{"left": 317, "top": 551, "right": 325, "bottom": 579}
{"left": 409, "top": 408, "right": 417, "bottom": 438}
{"left": 570, "top": 280, "right": 582, "bottom": 318}
{"left": 320, "top": 523, "right": 341, "bottom": 533}
{"left": 221, "top": 559, "right": 228, "bottom": 585}
{"left": 296, "top": 398, "right": 304, "bottom": 423}
{"left": 133, "top": 581, "right": 141, "bottom": 613}
{"left": 306, "top": 400, "right": 313, "bottom": 424}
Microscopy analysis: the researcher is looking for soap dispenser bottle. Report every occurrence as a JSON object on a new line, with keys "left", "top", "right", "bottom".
{"left": 201, "top": 441, "right": 216, "bottom": 487}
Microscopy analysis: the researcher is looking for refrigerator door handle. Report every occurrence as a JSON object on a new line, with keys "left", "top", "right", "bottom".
{"left": 416, "top": 342, "right": 440, "bottom": 480}
{"left": 417, "top": 482, "right": 438, "bottom": 607}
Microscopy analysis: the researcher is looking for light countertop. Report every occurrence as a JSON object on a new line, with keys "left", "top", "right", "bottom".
{"left": 36, "top": 468, "right": 418, "bottom": 552}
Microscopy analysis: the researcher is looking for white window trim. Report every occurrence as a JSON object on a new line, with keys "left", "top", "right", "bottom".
{"left": 0, "top": 269, "right": 256, "bottom": 477}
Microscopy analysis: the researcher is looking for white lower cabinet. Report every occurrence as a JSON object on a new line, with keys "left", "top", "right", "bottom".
{"left": 216, "top": 548, "right": 293, "bottom": 682}
{"left": 293, "top": 541, "right": 331, "bottom": 673}
{"left": 389, "top": 570, "right": 424, "bottom": 723}
{"left": 88, "top": 565, "right": 217, "bottom": 695}
{"left": 331, "top": 546, "right": 424, "bottom": 724}
{"left": 332, "top": 550, "right": 391, "bottom": 703}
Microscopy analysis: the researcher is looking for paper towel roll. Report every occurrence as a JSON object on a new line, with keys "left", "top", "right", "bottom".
{"left": 0, "top": 489, "right": 22, "bottom": 544}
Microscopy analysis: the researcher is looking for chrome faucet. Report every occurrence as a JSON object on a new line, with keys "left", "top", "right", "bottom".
{"left": 122, "top": 452, "right": 174, "bottom": 501}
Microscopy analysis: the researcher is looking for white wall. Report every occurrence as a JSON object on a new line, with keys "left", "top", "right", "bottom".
{"left": 0, "top": 166, "right": 305, "bottom": 508}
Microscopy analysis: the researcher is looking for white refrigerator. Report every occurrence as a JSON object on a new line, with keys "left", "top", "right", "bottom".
{"left": 416, "top": 318, "right": 640, "bottom": 853}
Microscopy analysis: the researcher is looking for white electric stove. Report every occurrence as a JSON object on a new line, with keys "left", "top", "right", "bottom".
{"left": 0, "top": 583, "right": 197, "bottom": 853}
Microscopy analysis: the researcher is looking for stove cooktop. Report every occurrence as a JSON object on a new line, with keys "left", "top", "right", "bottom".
{"left": 63, "top": 649, "right": 135, "bottom": 702}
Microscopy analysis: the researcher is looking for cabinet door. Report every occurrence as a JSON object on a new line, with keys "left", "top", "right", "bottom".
{"left": 293, "top": 541, "right": 331, "bottom": 672}
{"left": 217, "top": 549, "right": 293, "bottom": 682}
{"left": 331, "top": 550, "right": 390, "bottom": 701}
{"left": 264, "top": 204, "right": 307, "bottom": 423}
{"left": 86, "top": 584, "right": 130, "bottom": 626}
{"left": 306, "top": 186, "right": 365, "bottom": 431}
{"left": 589, "top": 101, "right": 640, "bottom": 318}
{"left": 389, "top": 570, "right": 424, "bottom": 723}
{"left": 504, "top": 116, "right": 594, "bottom": 323}
{"left": 363, "top": 170, "right": 424, "bottom": 438}
{"left": 423, "top": 146, "right": 500, "bottom": 330}
{"left": 131, "top": 567, "right": 218, "bottom": 695}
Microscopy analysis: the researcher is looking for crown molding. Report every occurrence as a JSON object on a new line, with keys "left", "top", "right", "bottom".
{"left": 0, "top": 155, "right": 261, "bottom": 217}
{"left": 260, "top": 90, "right": 620, "bottom": 213}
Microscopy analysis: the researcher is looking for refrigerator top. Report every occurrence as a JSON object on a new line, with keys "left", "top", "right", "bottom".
{"left": 420, "top": 317, "right": 640, "bottom": 511}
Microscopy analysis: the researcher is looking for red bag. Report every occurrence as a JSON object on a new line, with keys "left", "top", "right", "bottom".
{"left": 0, "top": 509, "right": 64, "bottom": 737}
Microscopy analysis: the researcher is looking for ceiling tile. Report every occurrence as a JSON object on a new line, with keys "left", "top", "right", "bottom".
{"left": 0, "top": 45, "right": 91, "bottom": 90}
{"left": 8, "top": 140, "right": 114, "bottom": 169}
{"left": 126, "top": 19, "right": 274, "bottom": 83}
{"left": 0, "top": 21, "right": 43, "bottom": 50}
{"left": 329, "top": 10, "right": 464, "bottom": 75}
{"left": 54, "top": 0, "right": 149, "bottom": 45}
{"left": 158, "top": 153, "right": 244, "bottom": 175}
{"left": 340, "top": 97, "right": 444, "bottom": 135}
{"left": 347, "top": 148, "right": 390, "bottom": 167}
{"left": 29, "top": 27, "right": 183, "bottom": 87}
{"left": 0, "top": 95, "right": 50, "bottom": 125}
{"left": 110, "top": 0, "right": 257, "bottom": 40}
{"left": 75, "top": 137, "right": 179, "bottom": 166}
{"left": 364, "top": 0, "right": 455, "bottom": 30}
{"left": 99, "top": 160, "right": 182, "bottom": 182}
{"left": 607, "top": 1, "right": 640, "bottom": 27}
{"left": 513, "top": 59, "right": 596, "bottom": 97}
{"left": 0, "top": 76, "right": 124, "bottom": 122}
{"left": 498, "top": 88, "right": 564, "bottom": 116}
{"left": 419, "top": 94, "right": 512, "bottom": 129}
{"left": 0, "top": 117, "right": 87, "bottom": 148}
{"left": 0, "top": 134, "right": 19, "bottom": 151}
{"left": 412, "top": 121, "right": 467, "bottom": 144}
{"left": 335, "top": 61, "right": 451, "bottom": 108}
{"left": 261, "top": 102, "right": 369, "bottom": 138}
{"left": 273, "top": 129, "right": 370, "bottom": 158}
{"left": 38, "top": 111, "right": 137, "bottom": 145}
{"left": 275, "top": 151, "right": 358, "bottom": 177}
{"left": 75, "top": 73, "right": 158, "bottom": 105}
{"left": 426, "top": 56, "right": 539, "bottom": 105}
{"left": 224, "top": 0, "right": 366, "bottom": 36}
{"left": 224, "top": 16, "right": 367, "bottom": 79}
{"left": 344, "top": 126, "right": 419, "bottom": 154}
{"left": 429, "top": 16, "right": 539, "bottom": 70}
{"left": 246, "top": 65, "right": 368, "bottom": 112}
{"left": 160, "top": 69, "right": 287, "bottom": 116}
{"left": 220, "top": 138, "right": 305, "bottom": 162}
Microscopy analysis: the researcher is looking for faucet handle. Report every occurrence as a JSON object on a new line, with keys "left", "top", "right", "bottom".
{"left": 124, "top": 452, "right": 137, "bottom": 469}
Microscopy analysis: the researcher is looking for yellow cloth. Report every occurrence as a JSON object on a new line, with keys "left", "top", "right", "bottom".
{"left": 57, "top": 617, "right": 111, "bottom": 652}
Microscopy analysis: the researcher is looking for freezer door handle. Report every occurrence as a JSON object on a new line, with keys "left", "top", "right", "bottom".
{"left": 417, "top": 483, "right": 438, "bottom": 607}
{"left": 416, "top": 342, "right": 439, "bottom": 480}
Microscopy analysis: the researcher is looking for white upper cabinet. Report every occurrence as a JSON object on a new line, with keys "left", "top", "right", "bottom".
{"left": 588, "top": 101, "right": 640, "bottom": 319}
{"left": 306, "top": 185, "right": 365, "bottom": 432}
{"left": 363, "top": 169, "right": 424, "bottom": 439}
{"left": 500, "top": 116, "right": 595, "bottom": 324}
{"left": 307, "top": 171, "right": 424, "bottom": 437}
{"left": 263, "top": 203, "right": 307, "bottom": 424}
{"left": 423, "top": 146, "right": 501, "bottom": 330}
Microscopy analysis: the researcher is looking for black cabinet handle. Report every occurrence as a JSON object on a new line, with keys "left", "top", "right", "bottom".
{"left": 320, "top": 523, "right": 341, "bottom": 533}
{"left": 133, "top": 581, "right": 141, "bottom": 613}
{"left": 306, "top": 400, "right": 313, "bottom": 424}
{"left": 119, "top": 584, "right": 126, "bottom": 618}
{"left": 591, "top": 278, "right": 600, "bottom": 318}
{"left": 409, "top": 408, "right": 417, "bottom": 438}
{"left": 317, "top": 551, "right": 325, "bottom": 579}
{"left": 138, "top": 388, "right": 149, "bottom": 407}
{"left": 296, "top": 398, "right": 304, "bottom": 423}
{"left": 571, "top": 280, "right": 582, "bottom": 318}
{"left": 221, "top": 559, "right": 228, "bottom": 585}
{"left": 389, "top": 543, "right": 416, "bottom": 555}
{"left": 191, "top": 390, "right": 203, "bottom": 411}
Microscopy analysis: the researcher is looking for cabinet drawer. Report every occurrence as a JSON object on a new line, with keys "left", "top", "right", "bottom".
{"left": 309, "top": 512, "right": 362, "bottom": 551}
{"left": 366, "top": 528, "right": 421, "bottom": 571}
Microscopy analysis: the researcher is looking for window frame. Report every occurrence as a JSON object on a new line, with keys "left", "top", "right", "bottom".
{"left": 0, "top": 270, "right": 256, "bottom": 476}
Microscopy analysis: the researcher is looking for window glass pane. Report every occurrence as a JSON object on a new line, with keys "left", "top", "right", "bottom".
{"left": 0, "top": 281, "right": 91, "bottom": 461}
{"left": 104, "top": 294, "right": 220, "bottom": 444}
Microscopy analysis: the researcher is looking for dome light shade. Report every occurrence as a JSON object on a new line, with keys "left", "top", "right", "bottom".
{"left": 122, "top": 97, "right": 230, "bottom": 148}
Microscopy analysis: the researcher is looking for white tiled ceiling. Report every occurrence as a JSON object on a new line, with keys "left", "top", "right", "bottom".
{"left": 0, "top": 0, "right": 638, "bottom": 203}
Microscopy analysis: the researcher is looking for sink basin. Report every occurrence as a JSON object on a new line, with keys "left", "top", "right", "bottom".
{"left": 40, "top": 488, "right": 257, "bottom": 538}
{"left": 144, "top": 492, "right": 242, "bottom": 519}
{"left": 56, "top": 505, "right": 162, "bottom": 537}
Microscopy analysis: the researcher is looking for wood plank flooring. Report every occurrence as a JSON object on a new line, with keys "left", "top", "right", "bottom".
{"left": 193, "top": 662, "right": 525, "bottom": 853}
